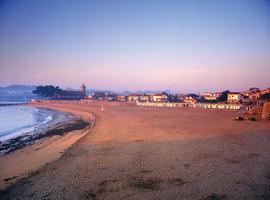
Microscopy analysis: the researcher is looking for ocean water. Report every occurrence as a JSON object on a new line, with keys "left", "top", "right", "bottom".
{"left": 0, "top": 105, "right": 53, "bottom": 142}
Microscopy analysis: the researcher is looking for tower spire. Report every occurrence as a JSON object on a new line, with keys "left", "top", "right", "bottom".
{"left": 80, "top": 83, "right": 86, "bottom": 97}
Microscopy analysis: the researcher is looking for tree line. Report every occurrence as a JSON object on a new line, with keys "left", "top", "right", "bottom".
{"left": 33, "top": 85, "right": 62, "bottom": 97}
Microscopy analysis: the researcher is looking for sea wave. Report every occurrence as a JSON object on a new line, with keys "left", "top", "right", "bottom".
{"left": 0, "top": 113, "right": 53, "bottom": 142}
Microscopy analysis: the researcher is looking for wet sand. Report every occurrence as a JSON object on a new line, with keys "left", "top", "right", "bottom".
{"left": 0, "top": 129, "right": 88, "bottom": 189}
{"left": 1, "top": 101, "right": 270, "bottom": 199}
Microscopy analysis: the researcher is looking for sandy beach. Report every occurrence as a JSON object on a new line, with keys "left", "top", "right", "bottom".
{"left": 1, "top": 101, "right": 270, "bottom": 199}
{"left": 0, "top": 105, "right": 92, "bottom": 190}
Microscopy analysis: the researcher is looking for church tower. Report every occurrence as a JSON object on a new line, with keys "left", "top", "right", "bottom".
{"left": 80, "top": 83, "right": 86, "bottom": 97}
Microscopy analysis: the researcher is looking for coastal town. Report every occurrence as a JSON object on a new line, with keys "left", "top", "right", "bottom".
{"left": 33, "top": 83, "right": 270, "bottom": 118}
{"left": 87, "top": 86, "right": 270, "bottom": 106}
{"left": 36, "top": 83, "right": 270, "bottom": 105}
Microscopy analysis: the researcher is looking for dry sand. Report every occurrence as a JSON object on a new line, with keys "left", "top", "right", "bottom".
{"left": 1, "top": 101, "right": 270, "bottom": 200}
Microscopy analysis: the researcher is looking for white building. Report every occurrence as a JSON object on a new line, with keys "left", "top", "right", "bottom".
{"left": 128, "top": 94, "right": 142, "bottom": 102}
{"left": 201, "top": 92, "right": 221, "bottom": 101}
{"left": 227, "top": 93, "right": 243, "bottom": 104}
{"left": 150, "top": 93, "right": 168, "bottom": 102}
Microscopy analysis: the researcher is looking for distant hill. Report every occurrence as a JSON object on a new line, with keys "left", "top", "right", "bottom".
{"left": 3, "top": 85, "right": 36, "bottom": 92}
{"left": 0, "top": 85, "right": 35, "bottom": 95}
{"left": 0, "top": 85, "right": 37, "bottom": 102}
{"left": 0, "top": 85, "right": 36, "bottom": 92}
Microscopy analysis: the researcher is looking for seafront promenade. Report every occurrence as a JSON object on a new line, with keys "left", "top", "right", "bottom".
{"left": 35, "top": 99, "right": 243, "bottom": 110}
{"left": 136, "top": 102, "right": 242, "bottom": 110}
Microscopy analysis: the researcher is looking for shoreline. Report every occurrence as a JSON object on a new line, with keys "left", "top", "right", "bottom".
{"left": 0, "top": 107, "right": 89, "bottom": 155}
{"left": 0, "top": 107, "right": 60, "bottom": 143}
{"left": 0, "top": 104, "right": 94, "bottom": 190}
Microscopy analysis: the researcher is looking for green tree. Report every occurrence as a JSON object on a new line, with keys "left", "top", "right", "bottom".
{"left": 33, "top": 85, "right": 62, "bottom": 97}
{"left": 217, "top": 90, "right": 230, "bottom": 102}
{"left": 187, "top": 93, "right": 199, "bottom": 99}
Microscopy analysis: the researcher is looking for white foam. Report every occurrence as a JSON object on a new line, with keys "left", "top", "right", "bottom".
{"left": 0, "top": 115, "right": 53, "bottom": 142}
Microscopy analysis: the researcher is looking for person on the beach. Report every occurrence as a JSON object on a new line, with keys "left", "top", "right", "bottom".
{"left": 101, "top": 106, "right": 105, "bottom": 112}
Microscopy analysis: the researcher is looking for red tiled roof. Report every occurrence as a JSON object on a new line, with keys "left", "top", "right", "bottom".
{"left": 228, "top": 92, "right": 240, "bottom": 94}
{"left": 153, "top": 93, "right": 168, "bottom": 96}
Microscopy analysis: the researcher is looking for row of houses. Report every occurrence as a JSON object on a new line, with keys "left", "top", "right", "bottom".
{"left": 127, "top": 93, "right": 169, "bottom": 102}
{"left": 199, "top": 88, "right": 270, "bottom": 104}
{"left": 89, "top": 92, "right": 221, "bottom": 103}
{"left": 89, "top": 87, "right": 270, "bottom": 105}
{"left": 55, "top": 84, "right": 269, "bottom": 105}
{"left": 227, "top": 88, "right": 270, "bottom": 104}
{"left": 89, "top": 92, "right": 209, "bottom": 103}
{"left": 90, "top": 93, "right": 170, "bottom": 103}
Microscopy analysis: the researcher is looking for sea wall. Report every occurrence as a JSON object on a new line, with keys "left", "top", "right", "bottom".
{"left": 136, "top": 102, "right": 242, "bottom": 110}
{"left": 261, "top": 102, "right": 270, "bottom": 119}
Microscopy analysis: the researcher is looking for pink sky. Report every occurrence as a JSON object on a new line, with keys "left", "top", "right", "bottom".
{"left": 0, "top": 0, "right": 269, "bottom": 93}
